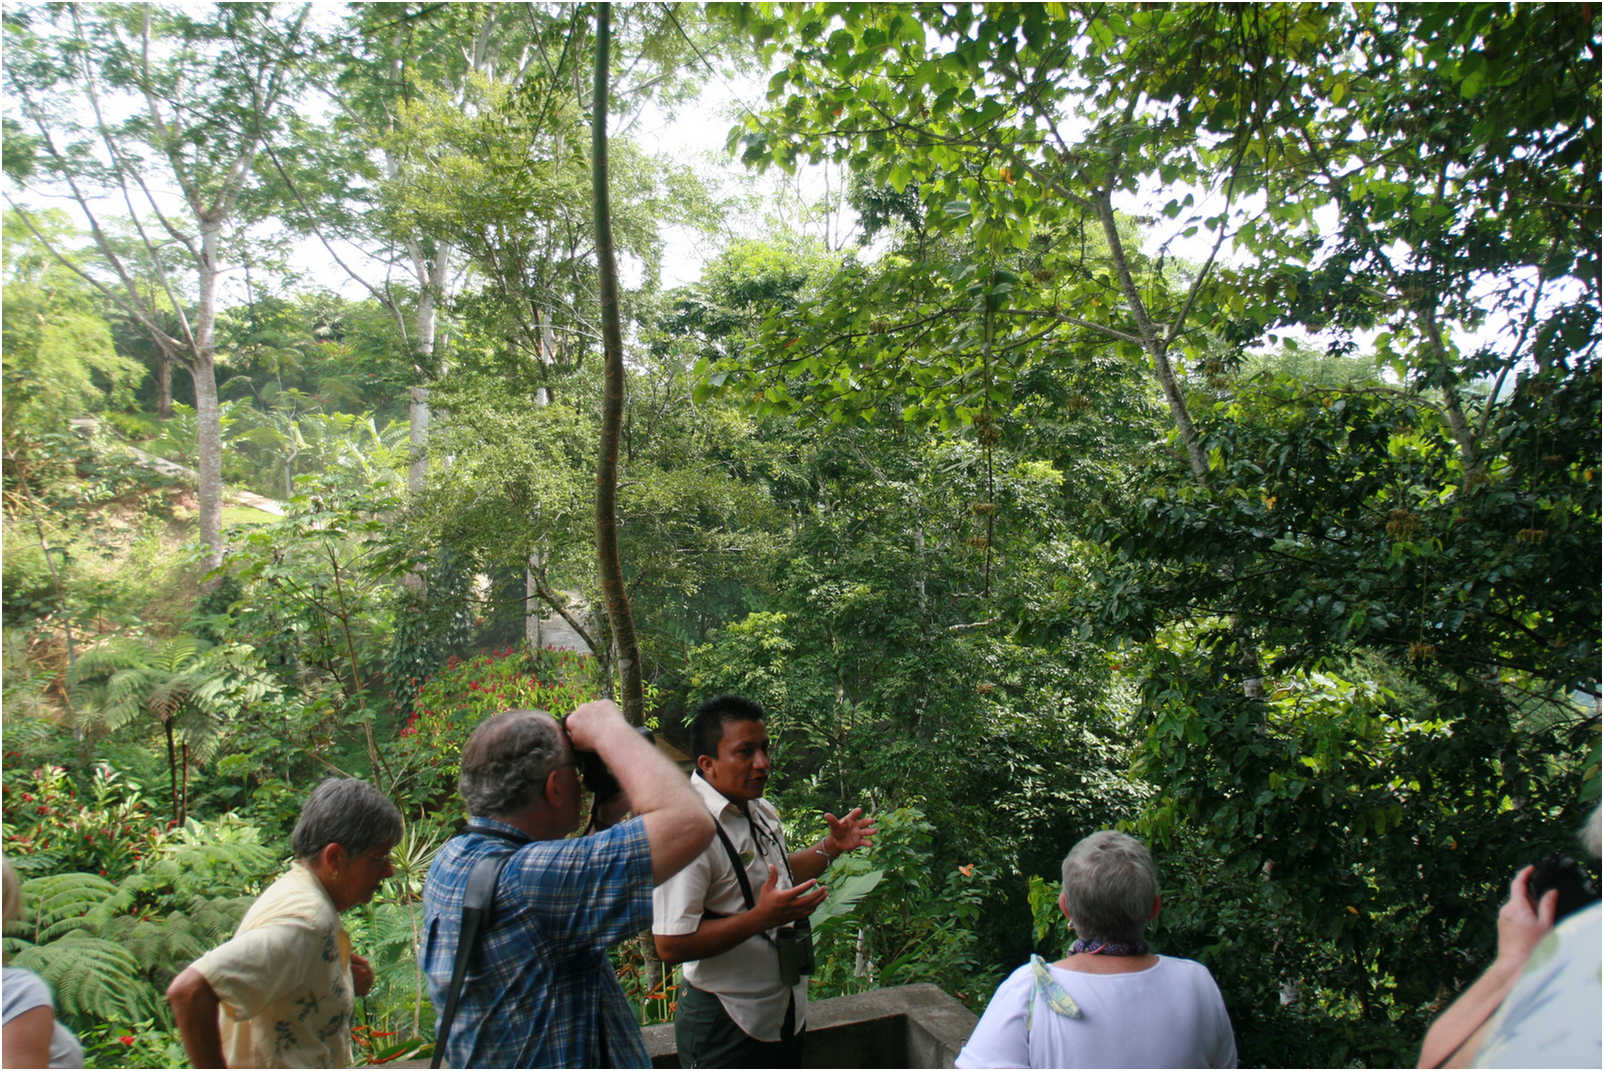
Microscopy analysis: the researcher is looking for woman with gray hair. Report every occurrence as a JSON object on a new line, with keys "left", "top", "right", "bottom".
{"left": 166, "top": 777, "right": 402, "bottom": 1068}
{"left": 957, "top": 830, "right": 1236, "bottom": 1068}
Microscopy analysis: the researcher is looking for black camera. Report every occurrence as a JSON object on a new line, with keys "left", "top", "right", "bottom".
{"left": 574, "top": 725, "right": 655, "bottom": 802}
{"left": 775, "top": 919, "right": 815, "bottom": 985}
{"left": 1527, "top": 853, "right": 1600, "bottom": 921}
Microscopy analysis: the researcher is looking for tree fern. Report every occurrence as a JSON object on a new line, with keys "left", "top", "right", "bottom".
{"left": 105, "top": 819, "right": 279, "bottom": 924}
{"left": 1, "top": 631, "right": 64, "bottom": 722}
{"left": 10, "top": 933, "right": 155, "bottom": 1023}
{"left": 4, "top": 818, "right": 285, "bottom": 1040}
{"left": 69, "top": 636, "right": 281, "bottom": 821}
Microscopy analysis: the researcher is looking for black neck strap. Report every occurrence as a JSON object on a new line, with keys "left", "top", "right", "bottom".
{"left": 712, "top": 822, "right": 756, "bottom": 909}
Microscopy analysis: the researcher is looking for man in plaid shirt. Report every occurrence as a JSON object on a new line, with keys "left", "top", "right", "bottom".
{"left": 420, "top": 700, "right": 714, "bottom": 1067}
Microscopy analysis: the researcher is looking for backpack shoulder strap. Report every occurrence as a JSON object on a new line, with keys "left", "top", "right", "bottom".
{"left": 430, "top": 840, "right": 518, "bottom": 1069}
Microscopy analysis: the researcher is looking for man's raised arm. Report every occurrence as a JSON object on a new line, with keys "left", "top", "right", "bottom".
{"left": 566, "top": 699, "right": 714, "bottom": 883}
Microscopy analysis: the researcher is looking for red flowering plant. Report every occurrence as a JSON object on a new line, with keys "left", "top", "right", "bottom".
{"left": 394, "top": 647, "right": 599, "bottom": 809}
{"left": 0, "top": 764, "right": 163, "bottom": 882}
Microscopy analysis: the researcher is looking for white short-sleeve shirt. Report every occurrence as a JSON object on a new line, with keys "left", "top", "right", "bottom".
{"left": 956, "top": 954, "right": 1237, "bottom": 1068}
{"left": 1475, "top": 901, "right": 1602, "bottom": 1068}
{"left": 652, "top": 772, "right": 808, "bottom": 1041}
{"left": 190, "top": 862, "right": 355, "bottom": 1068}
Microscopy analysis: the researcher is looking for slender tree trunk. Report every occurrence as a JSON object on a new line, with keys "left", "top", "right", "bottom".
{"left": 327, "top": 542, "right": 390, "bottom": 785}
{"left": 590, "top": 6, "right": 644, "bottom": 725}
{"left": 194, "top": 219, "right": 225, "bottom": 572}
{"left": 164, "top": 719, "right": 180, "bottom": 823}
{"left": 1093, "top": 191, "right": 1210, "bottom": 482}
{"left": 192, "top": 356, "right": 224, "bottom": 572}
{"left": 526, "top": 551, "right": 543, "bottom": 649}
{"left": 156, "top": 352, "right": 174, "bottom": 419}
{"left": 407, "top": 263, "right": 436, "bottom": 498}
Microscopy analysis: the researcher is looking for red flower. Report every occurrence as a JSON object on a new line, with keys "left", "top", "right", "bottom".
{"left": 119, "top": 1036, "right": 135, "bottom": 1046}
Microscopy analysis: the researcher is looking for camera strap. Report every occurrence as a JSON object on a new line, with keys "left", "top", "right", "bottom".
{"left": 713, "top": 820, "right": 758, "bottom": 910}
{"left": 710, "top": 813, "right": 817, "bottom": 958}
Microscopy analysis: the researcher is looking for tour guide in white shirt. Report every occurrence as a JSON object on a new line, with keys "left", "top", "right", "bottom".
{"left": 653, "top": 694, "right": 877, "bottom": 1067}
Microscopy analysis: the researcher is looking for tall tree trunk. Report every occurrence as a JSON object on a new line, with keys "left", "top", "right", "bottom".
{"left": 590, "top": 6, "right": 644, "bottom": 725}
{"left": 403, "top": 223, "right": 449, "bottom": 597}
{"left": 194, "top": 219, "right": 225, "bottom": 572}
{"left": 408, "top": 386, "right": 430, "bottom": 495}
{"left": 588, "top": 9, "right": 663, "bottom": 974}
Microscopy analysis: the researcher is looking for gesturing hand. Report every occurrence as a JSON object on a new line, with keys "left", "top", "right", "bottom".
{"left": 823, "top": 807, "right": 877, "bottom": 858}
{"left": 756, "top": 865, "right": 828, "bottom": 928}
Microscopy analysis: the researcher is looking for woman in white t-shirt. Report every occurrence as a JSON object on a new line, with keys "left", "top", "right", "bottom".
{"left": 956, "top": 830, "right": 1236, "bottom": 1069}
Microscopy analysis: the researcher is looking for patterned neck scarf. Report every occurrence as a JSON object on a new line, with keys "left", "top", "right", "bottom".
{"left": 1069, "top": 937, "right": 1150, "bottom": 956}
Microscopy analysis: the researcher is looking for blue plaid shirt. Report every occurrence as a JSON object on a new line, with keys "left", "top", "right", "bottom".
{"left": 420, "top": 816, "right": 654, "bottom": 1068}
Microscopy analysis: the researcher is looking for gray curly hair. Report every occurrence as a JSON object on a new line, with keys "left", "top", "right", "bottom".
{"left": 1060, "top": 830, "right": 1159, "bottom": 945}
{"left": 459, "top": 709, "right": 570, "bottom": 818}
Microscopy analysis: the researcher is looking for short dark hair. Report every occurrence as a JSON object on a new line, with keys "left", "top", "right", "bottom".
{"left": 459, "top": 709, "right": 568, "bottom": 818}
{"left": 690, "top": 694, "right": 766, "bottom": 760}
{"left": 291, "top": 778, "right": 402, "bottom": 860}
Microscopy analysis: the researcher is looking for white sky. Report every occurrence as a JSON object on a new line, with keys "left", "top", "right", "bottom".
{"left": 7, "top": 18, "right": 1532, "bottom": 374}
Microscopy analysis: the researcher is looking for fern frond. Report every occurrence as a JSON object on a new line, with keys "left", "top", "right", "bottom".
{"left": 189, "top": 895, "right": 254, "bottom": 946}
{"left": 7, "top": 849, "right": 65, "bottom": 878}
{"left": 99, "top": 914, "right": 210, "bottom": 983}
{"left": 68, "top": 636, "right": 152, "bottom": 681}
{"left": 11, "top": 933, "right": 156, "bottom": 1023}
{"left": 146, "top": 677, "right": 190, "bottom": 722}
{"left": 0, "top": 689, "right": 58, "bottom": 721}
{"left": 22, "top": 873, "right": 115, "bottom": 941}
{"left": 150, "top": 636, "right": 207, "bottom": 675}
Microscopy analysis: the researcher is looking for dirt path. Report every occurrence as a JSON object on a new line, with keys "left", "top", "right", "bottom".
{"left": 69, "top": 417, "right": 285, "bottom": 517}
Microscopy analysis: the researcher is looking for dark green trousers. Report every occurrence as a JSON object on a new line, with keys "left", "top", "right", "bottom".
{"left": 674, "top": 982, "right": 803, "bottom": 1068}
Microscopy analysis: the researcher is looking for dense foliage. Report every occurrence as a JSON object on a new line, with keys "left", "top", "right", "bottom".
{"left": 2, "top": 3, "right": 1597, "bottom": 1068}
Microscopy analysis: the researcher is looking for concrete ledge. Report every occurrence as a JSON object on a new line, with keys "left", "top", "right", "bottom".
{"left": 642, "top": 983, "right": 977, "bottom": 1068}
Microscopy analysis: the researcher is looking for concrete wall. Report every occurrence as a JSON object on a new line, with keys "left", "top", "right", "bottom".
{"left": 641, "top": 983, "right": 978, "bottom": 1069}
